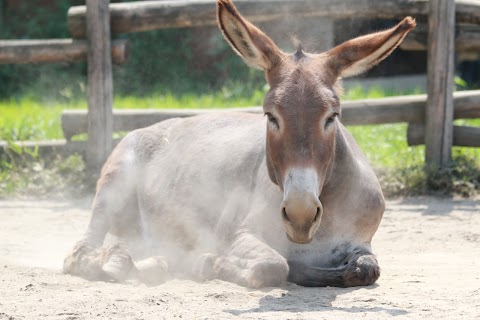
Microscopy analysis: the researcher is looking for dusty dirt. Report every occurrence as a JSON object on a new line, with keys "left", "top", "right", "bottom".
{"left": 0, "top": 196, "right": 479, "bottom": 320}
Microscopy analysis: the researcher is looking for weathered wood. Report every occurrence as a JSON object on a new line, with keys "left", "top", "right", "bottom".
{"left": 341, "top": 95, "right": 425, "bottom": 126}
{"left": 354, "top": 90, "right": 480, "bottom": 122}
{"left": 407, "top": 123, "right": 480, "bottom": 147}
{"left": 0, "top": 139, "right": 122, "bottom": 158}
{"left": 66, "top": 0, "right": 423, "bottom": 38}
{"left": 62, "top": 107, "right": 262, "bottom": 140}
{"left": 0, "top": 39, "right": 130, "bottom": 65}
{"left": 67, "top": 0, "right": 480, "bottom": 39}
{"left": 0, "top": 140, "right": 86, "bottom": 158}
{"left": 401, "top": 24, "right": 480, "bottom": 51}
{"left": 60, "top": 91, "right": 480, "bottom": 140}
{"left": 453, "top": 90, "right": 480, "bottom": 119}
{"left": 86, "top": 0, "right": 113, "bottom": 172}
{"left": 425, "top": 0, "right": 455, "bottom": 169}
{"left": 0, "top": 2, "right": 3, "bottom": 28}
{"left": 4, "top": 124, "right": 479, "bottom": 160}
{"left": 456, "top": 0, "right": 480, "bottom": 25}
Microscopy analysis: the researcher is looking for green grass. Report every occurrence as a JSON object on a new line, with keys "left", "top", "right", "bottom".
{"left": 342, "top": 85, "right": 424, "bottom": 100}
{"left": 0, "top": 84, "right": 425, "bottom": 141}
{"left": 0, "top": 86, "right": 269, "bottom": 141}
{"left": 348, "top": 121, "right": 480, "bottom": 196}
{"left": 1, "top": 84, "right": 479, "bottom": 198}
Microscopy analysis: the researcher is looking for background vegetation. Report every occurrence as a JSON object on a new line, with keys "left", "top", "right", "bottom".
{"left": 0, "top": 0, "right": 262, "bottom": 100}
{"left": 0, "top": 0, "right": 479, "bottom": 198}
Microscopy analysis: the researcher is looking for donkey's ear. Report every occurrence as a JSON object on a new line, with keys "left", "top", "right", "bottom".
{"left": 325, "top": 17, "right": 416, "bottom": 79}
{"left": 217, "top": 0, "right": 284, "bottom": 70}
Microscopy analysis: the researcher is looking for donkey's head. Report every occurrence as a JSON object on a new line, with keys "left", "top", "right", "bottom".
{"left": 217, "top": 0, "right": 415, "bottom": 244}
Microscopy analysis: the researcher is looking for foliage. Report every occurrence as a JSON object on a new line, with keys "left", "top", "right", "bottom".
{"left": 0, "top": 1, "right": 86, "bottom": 98}
{"left": 347, "top": 118, "right": 480, "bottom": 197}
{"left": 454, "top": 76, "right": 469, "bottom": 90}
{"left": 426, "top": 154, "right": 480, "bottom": 197}
{"left": 0, "top": 149, "right": 90, "bottom": 199}
{"left": 378, "top": 153, "right": 480, "bottom": 198}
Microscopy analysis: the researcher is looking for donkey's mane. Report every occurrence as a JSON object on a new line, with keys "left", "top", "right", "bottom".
{"left": 290, "top": 35, "right": 305, "bottom": 60}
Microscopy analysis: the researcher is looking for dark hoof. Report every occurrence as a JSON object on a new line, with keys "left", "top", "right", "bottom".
{"left": 343, "top": 255, "right": 380, "bottom": 287}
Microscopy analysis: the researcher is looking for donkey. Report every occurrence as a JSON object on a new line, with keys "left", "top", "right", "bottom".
{"left": 63, "top": 0, "right": 415, "bottom": 288}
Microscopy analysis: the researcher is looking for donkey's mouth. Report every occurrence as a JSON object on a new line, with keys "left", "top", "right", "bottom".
{"left": 286, "top": 232, "right": 313, "bottom": 244}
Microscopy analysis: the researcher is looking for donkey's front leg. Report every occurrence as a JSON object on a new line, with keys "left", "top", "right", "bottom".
{"left": 287, "top": 244, "right": 380, "bottom": 287}
{"left": 206, "top": 233, "right": 289, "bottom": 288}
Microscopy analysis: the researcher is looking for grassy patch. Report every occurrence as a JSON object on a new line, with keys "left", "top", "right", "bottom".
{"left": 348, "top": 118, "right": 480, "bottom": 197}
{"left": 0, "top": 85, "right": 269, "bottom": 141}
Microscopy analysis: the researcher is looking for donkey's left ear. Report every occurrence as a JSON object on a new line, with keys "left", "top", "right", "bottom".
{"left": 217, "top": 0, "right": 284, "bottom": 70}
{"left": 324, "top": 17, "right": 416, "bottom": 79}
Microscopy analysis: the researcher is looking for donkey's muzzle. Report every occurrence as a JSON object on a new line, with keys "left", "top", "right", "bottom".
{"left": 281, "top": 192, "right": 323, "bottom": 244}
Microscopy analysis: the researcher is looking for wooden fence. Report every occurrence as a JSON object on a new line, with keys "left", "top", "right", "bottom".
{"left": 1, "top": 0, "right": 480, "bottom": 174}
{"left": 0, "top": 39, "right": 130, "bottom": 65}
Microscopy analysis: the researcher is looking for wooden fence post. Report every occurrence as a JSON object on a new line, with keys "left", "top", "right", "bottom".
{"left": 425, "top": 0, "right": 455, "bottom": 170}
{"left": 86, "top": 0, "right": 113, "bottom": 172}
{"left": 0, "top": 0, "right": 3, "bottom": 27}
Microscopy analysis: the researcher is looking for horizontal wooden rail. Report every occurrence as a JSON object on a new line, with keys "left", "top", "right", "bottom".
{"left": 407, "top": 124, "right": 480, "bottom": 147}
{"left": 62, "top": 107, "right": 261, "bottom": 140}
{"left": 61, "top": 90, "right": 480, "bottom": 140}
{"left": 0, "top": 39, "right": 130, "bottom": 65}
{"left": 67, "top": 0, "right": 480, "bottom": 38}
{"left": 0, "top": 140, "right": 84, "bottom": 157}
{"left": 401, "top": 24, "right": 480, "bottom": 51}
{"left": 0, "top": 139, "right": 122, "bottom": 158}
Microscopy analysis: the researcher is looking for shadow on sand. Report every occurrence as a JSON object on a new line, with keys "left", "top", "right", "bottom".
{"left": 394, "top": 196, "right": 479, "bottom": 216}
{"left": 224, "top": 283, "right": 408, "bottom": 316}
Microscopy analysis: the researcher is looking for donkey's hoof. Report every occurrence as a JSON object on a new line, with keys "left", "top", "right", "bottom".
{"left": 342, "top": 255, "right": 380, "bottom": 287}
{"left": 135, "top": 256, "right": 169, "bottom": 285}
{"left": 102, "top": 244, "right": 134, "bottom": 282}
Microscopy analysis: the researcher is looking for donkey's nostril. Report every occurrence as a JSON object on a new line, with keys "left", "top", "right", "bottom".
{"left": 313, "top": 207, "right": 321, "bottom": 222}
{"left": 282, "top": 207, "right": 290, "bottom": 222}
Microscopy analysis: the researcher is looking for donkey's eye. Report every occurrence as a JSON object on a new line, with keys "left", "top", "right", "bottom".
{"left": 265, "top": 112, "right": 279, "bottom": 129}
{"left": 325, "top": 113, "right": 339, "bottom": 127}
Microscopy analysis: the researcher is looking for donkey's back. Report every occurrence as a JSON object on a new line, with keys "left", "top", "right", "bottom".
{"left": 125, "top": 111, "right": 268, "bottom": 226}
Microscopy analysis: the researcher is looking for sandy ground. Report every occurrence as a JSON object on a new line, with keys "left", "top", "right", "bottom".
{"left": 0, "top": 196, "right": 479, "bottom": 320}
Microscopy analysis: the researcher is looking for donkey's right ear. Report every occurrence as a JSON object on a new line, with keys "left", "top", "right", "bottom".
{"left": 217, "top": 0, "right": 284, "bottom": 70}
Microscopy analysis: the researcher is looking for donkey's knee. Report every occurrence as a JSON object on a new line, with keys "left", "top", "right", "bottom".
{"left": 63, "top": 240, "right": 107, "bottom": 280}
{"left": 343, "top": 254, "right": 380, "bottom": 287}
